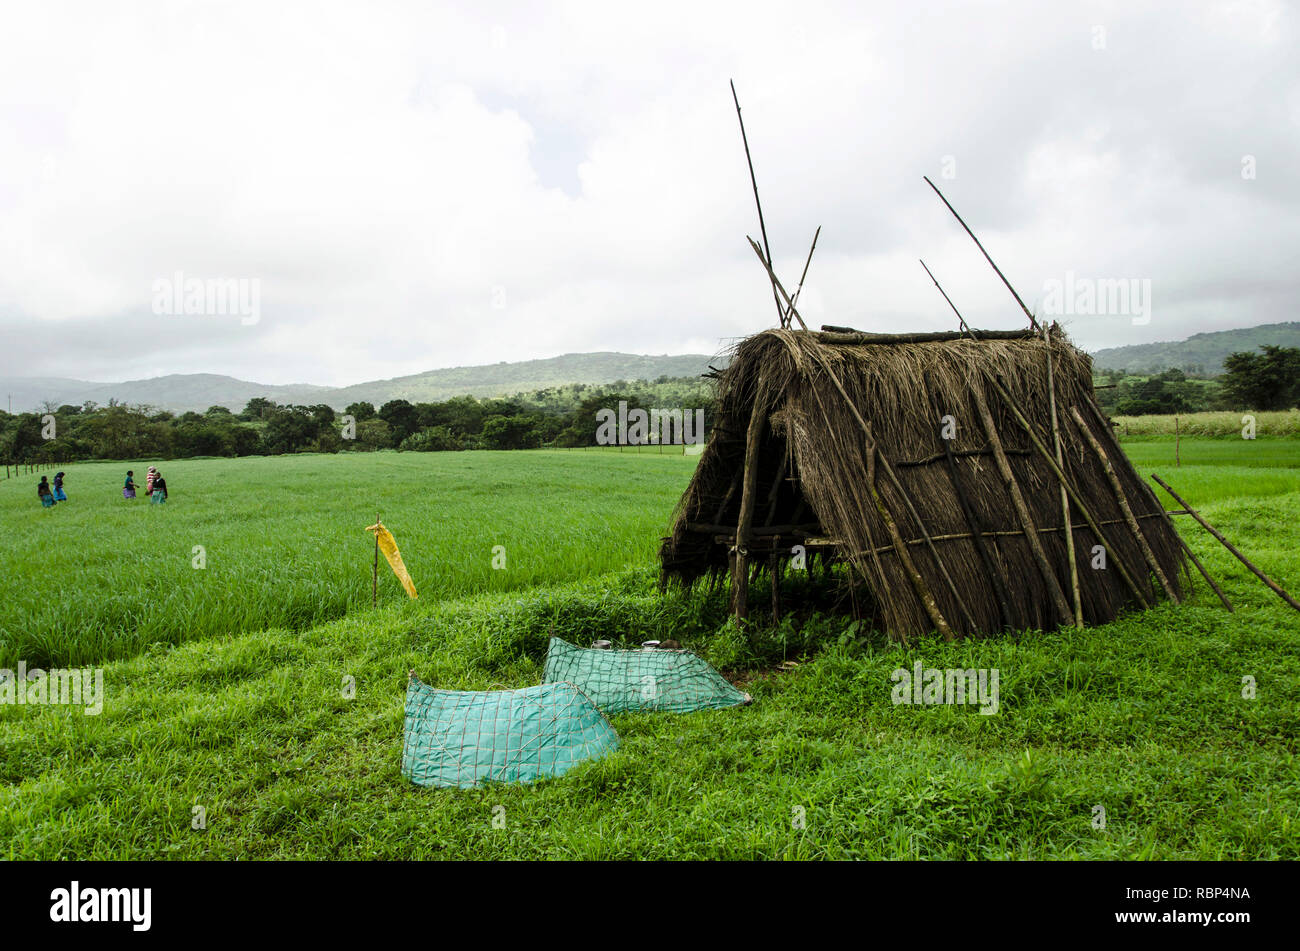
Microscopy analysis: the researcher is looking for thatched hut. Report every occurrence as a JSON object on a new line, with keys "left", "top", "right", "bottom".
{"left": 659, "top": 324, "right": 1187, "bottom": 639}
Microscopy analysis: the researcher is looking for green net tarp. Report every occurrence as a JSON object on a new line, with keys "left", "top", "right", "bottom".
{"left": 402, "top": 676, "right": 619, "bottom": 789}
{"left": 542, "top": 637, "right": 751, "bottom": 715}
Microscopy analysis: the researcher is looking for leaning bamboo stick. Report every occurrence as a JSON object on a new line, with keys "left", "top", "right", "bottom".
{"left": 874, "top": 441, "right": 979, "bottom": 634}
{"left": 746, "top": 237, "right": 808, "bottom": 330}
{"left": 1151, "top": 475, "right": 1300, "bottom": 613}
{"left": 982, "top": 370, "right": 1151, "bottom": 609}
{"left": 802, "top": 367, "right": 922, "bottom": 644}
{"left": 867, "top": 445, "right": 955, "bottom": 640}
{"left": 811, "top": 351, "right": 960, "bottom": 638}
{"left": 1070, "top": 406, "right": 1179, "bottom": 602}
{"left": 922, "top": 176, "right": 1041, "bottom": 332}
{"left": 783, "top": 226, "right": 821, "bottom": 327}
{"left": 730, "top": 80, "right": 784, "bottom": 327}
{"left": 1046, "top": 329, "right": 1084, "bottom": 626}
{"left": 1174, "top": 532, "right": 1234, "bottom": 612}
{"left": 971, "top": 384, "right": 1077, "bottom": 625}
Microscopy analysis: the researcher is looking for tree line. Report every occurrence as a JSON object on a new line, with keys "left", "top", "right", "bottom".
{"left": 0, "top": 378, "right": 715, "bottom": 464}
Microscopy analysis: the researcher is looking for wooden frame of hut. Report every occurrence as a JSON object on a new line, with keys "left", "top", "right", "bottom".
{"left": 659, "top": 324, "right": 1189, "bottom": 639}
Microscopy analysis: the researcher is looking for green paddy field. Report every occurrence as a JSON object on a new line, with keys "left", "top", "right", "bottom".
{"left": 0, "top": 436, "right": 1296, "bottom": 859}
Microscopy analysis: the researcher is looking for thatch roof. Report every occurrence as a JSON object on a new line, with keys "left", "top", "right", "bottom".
{"left": 660, "top": 325, "right": 1187, "bottom": 638}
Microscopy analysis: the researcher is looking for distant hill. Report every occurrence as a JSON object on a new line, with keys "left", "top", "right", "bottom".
{"left": 1090, "top": 322, "right": 1300, "bottom": 375}
{"left": 1, "top": 352, "right": 718, "bottom": 414}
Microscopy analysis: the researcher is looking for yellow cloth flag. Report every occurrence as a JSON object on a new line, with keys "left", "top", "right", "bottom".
{"left": 366, "top": 522, "right": 418, "bottom": 599}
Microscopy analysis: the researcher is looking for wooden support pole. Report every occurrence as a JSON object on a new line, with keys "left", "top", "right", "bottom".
{"left": 983, "top": 372, "right": 1152, "bottom": 610}
{"left": 1152, "top": 475, "right": 1300, "bottom": 613}
{"left": 769, "top": 551, "right": 781, "bottom": 623}
{"left": 732, "top": 385, "right": 768, "bottom": 620}
{"left": 1070, "top": 406, "right": 1179, "bottom": 602}
{"left": 1046, "top": 329, "right": 1083, "bottom": 626}
{"left": 971, "top": 384, "right": 1077, "bottom": 625}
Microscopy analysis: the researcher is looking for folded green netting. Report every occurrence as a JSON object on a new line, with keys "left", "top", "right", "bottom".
{"left": 402, "top": 676, "right": 619, "bottom": 789}
{"left": 542, "top": 637, "right": 752, "bottom": 715}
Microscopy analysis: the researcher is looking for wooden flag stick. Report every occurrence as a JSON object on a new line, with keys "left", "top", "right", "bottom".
{"left": 372, "top": 512, "right": 380, "bottom": 608}
{"left": 1152, "top": 475, "right": 1300, "bottom": 613}
{"left": 731, "top": 80, "right": 785, "bottom": 326}
{"left": 922, "top": 176, "right": 1041, "bottom": 332}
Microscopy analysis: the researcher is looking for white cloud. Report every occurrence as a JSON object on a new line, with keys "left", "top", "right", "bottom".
{"left": 0, "top": 0, "right": 1295, "bottom": 386}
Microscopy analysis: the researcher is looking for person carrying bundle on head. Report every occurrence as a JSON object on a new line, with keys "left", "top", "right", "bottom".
{"left": 37, "top": 476, "right": 55, "bottom": 507}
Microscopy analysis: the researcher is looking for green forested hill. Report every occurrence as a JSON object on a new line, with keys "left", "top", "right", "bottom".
{"left": 3, "top": 352, "right": 718, "bottom": 413}
{"left": 1090, "top": 322, "right": 1300, "bottom": 375}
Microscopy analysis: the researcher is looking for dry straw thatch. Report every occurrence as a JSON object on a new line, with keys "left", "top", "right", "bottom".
{"left": 660, "top": 325, "right": 1187, "bottom": 639}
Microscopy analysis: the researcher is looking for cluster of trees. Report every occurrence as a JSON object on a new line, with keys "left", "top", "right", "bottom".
{"left": 1, "top": 379, "right": 715, "bottom": 464}
{"left": 1093, "top": 345, "right": 1300, "bottom": 415}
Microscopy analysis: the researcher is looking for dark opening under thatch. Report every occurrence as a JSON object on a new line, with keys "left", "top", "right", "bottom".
{"left": 659, "top": 325, "right": 1187, "bottom": 638}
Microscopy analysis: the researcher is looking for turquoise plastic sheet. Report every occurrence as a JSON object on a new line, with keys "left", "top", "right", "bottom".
{"left": 402, "top": 676, "right": 618, "bottom": 789}
{"left": 542, "top": 637, "right": 751, "bottom": 715}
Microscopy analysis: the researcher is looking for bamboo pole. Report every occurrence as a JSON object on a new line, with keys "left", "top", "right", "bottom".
{"left": 1083, "top": 391, "right": 1230, "bottom": 611}
{"left": 1152, "top": 475, "right": 1300, "bottom": 613}
{"left": 731, "top": 383, "right": 768, "bottom": 620}
{"left": 971, "top": 384, "right": 1077, "bottom": 625}
{"left": 820, "top": 329, "right": 1035, "bottom": 345}
{"left": 746, "top": 237, "right": 808, "bottom": 330}
{"left": 922, "top": 176, "right": 1041, "bottom": 332}
{"left": 874, "top": 441, "right": 979, "bottom": 634}
{"left": 1070, "top": 406, "right": 1179, "bottom": 602}
{"left": 1046, "top": 329, "right": 1083, "bottom": 626}
{"left": 983, "top": 372, "right": 1151, "bottom": 609}
{"left": 867, "top": 445, "right": 954, "bottom": 639}
{"left": 809, "top": 351, "right": 955, "bottom": 638}
{"left": 804, "top": 378, "right": 908, "bottom": 645}
{"left": 1174, "top": 532, "right": 1235, "bottom": 611}
{"left": 783, "top": 226, "right": 821, "bottom": 326}
{"left": 919, "top": 258, "right": 970, "bottom": 333}
{"left": 730, "top": 80, "right": 785, "bottom": 327}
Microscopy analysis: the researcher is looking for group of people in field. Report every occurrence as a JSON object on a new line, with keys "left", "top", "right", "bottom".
{"left": 123, "top": 466, "right": 168, "bottom": 503}
{"left": 35, "top": 465, "right": 170, "bottom": 507}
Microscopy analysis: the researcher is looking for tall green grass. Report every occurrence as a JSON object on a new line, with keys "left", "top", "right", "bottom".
{"left": 0, "top": 451, "right": 696, "bottom": 666}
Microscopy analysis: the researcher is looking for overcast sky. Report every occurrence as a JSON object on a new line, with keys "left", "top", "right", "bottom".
{"left": 0, "top": 0, "right": 1295, "bottom": 387}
